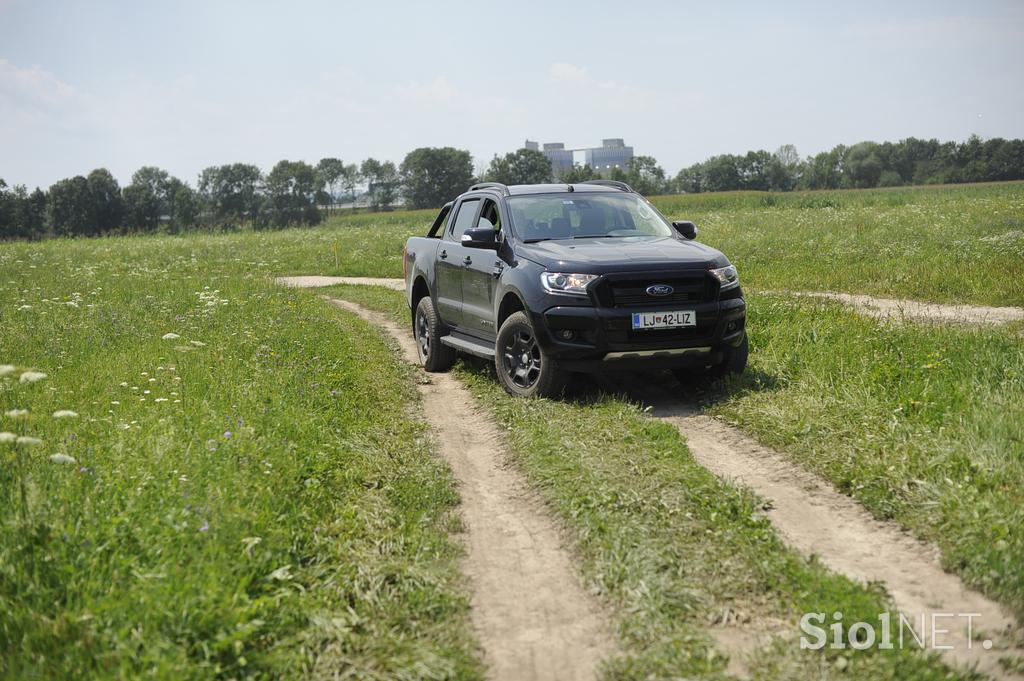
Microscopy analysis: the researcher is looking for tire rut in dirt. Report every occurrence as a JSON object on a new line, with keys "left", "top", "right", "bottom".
{"left": 328, "top": 298, "right": 615, "bottom": 681}
{"left": 601, "top": 371, "right": 1023, "bottom": 679}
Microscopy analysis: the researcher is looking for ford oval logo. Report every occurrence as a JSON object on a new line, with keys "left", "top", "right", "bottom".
{"left": 646, "top": 284, "right": 674, "bottom": 297}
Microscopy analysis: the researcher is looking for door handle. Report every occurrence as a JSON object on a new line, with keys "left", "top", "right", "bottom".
{"left": 463, "top": 255, "right": 472, "bottom": 265}
{"left": 439, "top": 249, "right": 448, "bottom": 260}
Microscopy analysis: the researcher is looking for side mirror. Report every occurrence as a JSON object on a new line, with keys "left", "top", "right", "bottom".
{"left": 672, "top": 220, "right": 698, "bottom": 240}
{"left": 462, "top": 227, "right": 500, "bottom": 250}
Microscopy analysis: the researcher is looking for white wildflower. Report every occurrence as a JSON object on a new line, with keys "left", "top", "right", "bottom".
{"left": 65, "top": 301, "right": 79, "bottom": 308}
{"left": 111, "top": 401, "right": 120, "bottom": 405}
{"left": 17, "top": 305, "right": 31, "bottom": 311}
{"left": 155, "top": 397, "right": 168, "bottom": 403}
{"left": 120, "top": 382, "right": 129, "bottom": 387}
{"left": 19, "top": 371, "right": 47, "bottom": 384}
{"left": 16, "top": 436, "right": 42, "bottom": 446}
{"left": 52, "top": 410, "right": 79, "bottom": 418}
{"left": 5, "top": 408, "right": 29, "bottom": 418}
{"left": 161, "top": 333, "right": 180, "bottom": 340}
{"left": 189, "top": 340, "right": 206, "bottom": 347}
{"left": 0, "top": 365, "right": 16, "bottom": 377}
{"left": 0, "top": 432, "right": 16, "bottom": 443}
{"left": 49, "top": 453, "right": 76, "bottom": 464}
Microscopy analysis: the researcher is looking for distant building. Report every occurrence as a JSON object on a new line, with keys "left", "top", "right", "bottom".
{"left": 584, "top": 138, "right": 634, "bottom": 173}
{"left": 541, "top": 143, "right": 574, "bottom": 179}
{"left": 523, "top": 138, "right": 634, "bottom": 178}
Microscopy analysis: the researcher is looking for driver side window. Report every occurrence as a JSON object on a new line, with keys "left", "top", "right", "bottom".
{"left": 478, "top": 199, "right": 501, "bottom": 232}
{"left": 449, "top": 198, "right": 480, "bottom": 240}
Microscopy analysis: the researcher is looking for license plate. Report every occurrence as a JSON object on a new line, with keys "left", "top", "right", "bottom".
{"left": 632, "top": 310, "right": 696, "bottom": 330}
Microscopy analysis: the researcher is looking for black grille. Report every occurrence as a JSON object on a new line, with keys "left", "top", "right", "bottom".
{"left": 604, "top": 275, "right": 712, "bottom": 307}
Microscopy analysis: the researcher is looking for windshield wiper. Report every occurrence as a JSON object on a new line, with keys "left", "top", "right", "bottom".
{"left": 522, "top": 237, "right": 552, "bottom": 243}
{"left": 572, "top": 234, "right": 614, "bottom": 239}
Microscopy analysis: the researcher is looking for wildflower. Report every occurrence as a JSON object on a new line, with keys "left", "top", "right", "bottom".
{"left": 19, "top": 371, "right": 47, "bottom": 384}
{"left": 119, "top": 382, "right": 128, "bottom": 387}
{"left": 0, "top": 432, "right": 16, "bottom": 443}
{"left": 65, "top": 301, "right": 79, "bottom": 308}
{"left": 199, "top": 520, "right": 210, "bottom": 533}
{"left": 49, "top": 453, "right": 76, "bottom": 464}
{"left": 110, "top": 401, "right": 120, "bottom": 405}
{"left": 223, "top": 430, "right": 232, "bottom": 439}
{"left": 5, "top": 408, "right": 29, "bottom": 418}
{"left": 16, "top": 436, "right": 42, "bottom": 446}
{"left": 155, "top": 398, "right": 168, "bottom": 403}
{"left": 161, "top": 333, "right": 180, "bottom": 340}
{"left": 189, "top": 340, "right": 206, "bottom": 347}
{"left": 0, "top": 365, "right": 16, "bottom": 377}
{"left": 53, "top": 410, "right": 79, "bottom": 418}
{"left": 17, "top": 305, "right": 31, "bottom": 311}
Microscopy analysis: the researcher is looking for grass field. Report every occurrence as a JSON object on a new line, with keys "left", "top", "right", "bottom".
{"left": 0, "top": 239, "right": 480, "bottom": 678}
{"left": 2, "top": 181, "right": 1022, "bottom": 678}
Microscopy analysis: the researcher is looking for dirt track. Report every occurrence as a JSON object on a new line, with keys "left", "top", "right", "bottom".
{"left": 328, "top": 299, "right": 614, "bottom": 681}
{"left": 606, "top": 374, "right": 1023, "bottom": 679}
{"left": 778, "top": 291, "right": 1024, "bottom": 325}
{"left": 277, "top": 275, "right": 405, "bottom": 291}
{"left": 310, "top": 277, "right": 1023, "bottom": 678}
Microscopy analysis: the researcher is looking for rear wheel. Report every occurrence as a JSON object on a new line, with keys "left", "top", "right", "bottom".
{"left": 414, "top": 296, "right": 456, "bottom": 372}
{"left": 673, "top": 334, "right": 748, "bottom": 384}
{"left": 495, "top": 311, "right": 566, "bottom": 398}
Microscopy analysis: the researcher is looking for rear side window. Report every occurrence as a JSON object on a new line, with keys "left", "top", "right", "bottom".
{"left": 449, "top": 199, "right": 480, "bottom": 239}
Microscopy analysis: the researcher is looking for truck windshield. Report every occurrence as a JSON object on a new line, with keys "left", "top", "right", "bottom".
{"left": 507, "top": 193, "right": 674, "bottom": 242}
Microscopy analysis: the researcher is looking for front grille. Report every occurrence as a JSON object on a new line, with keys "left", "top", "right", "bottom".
{"left": 602, "top": 274, "right": 713, "bottom": 307}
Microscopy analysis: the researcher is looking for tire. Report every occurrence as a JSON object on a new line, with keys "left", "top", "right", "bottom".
{"left": 673, "top": 334, "right": 748, "bottom": 384}
{"left": 413, "top": 296, "right": 456, "bottom": 372}
{"left": 494, "top": 311, "right": 567, "bottom": 398}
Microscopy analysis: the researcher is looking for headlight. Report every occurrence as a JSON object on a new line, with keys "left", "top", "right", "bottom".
{"left": 709, "top": 264, "right": 739, "bottom": 290}
{"left": 541, "top": 272, "right": 598, "bottom": 296}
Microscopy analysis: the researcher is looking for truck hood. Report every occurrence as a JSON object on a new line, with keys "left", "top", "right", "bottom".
{"left": 516, "top": 236, "right": 727, "bottom": 273}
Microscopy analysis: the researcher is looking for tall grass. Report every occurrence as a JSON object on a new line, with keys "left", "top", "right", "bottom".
{"left": 0, "top": 239, "right": 480, "bottom": 678}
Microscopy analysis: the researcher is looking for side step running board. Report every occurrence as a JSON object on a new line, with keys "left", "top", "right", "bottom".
{"left": 440, "top": 333, "right": 496, "bottom": 360}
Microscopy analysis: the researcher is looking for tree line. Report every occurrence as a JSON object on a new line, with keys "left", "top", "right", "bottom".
{"left": 3, "top": 136, "right": 1024, "bottom": 241}
{"left": 673, "top": 136, "right": 1024, "bottom": 193}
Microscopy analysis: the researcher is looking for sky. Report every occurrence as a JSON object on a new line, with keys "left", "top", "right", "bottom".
{"left": 1, "top": 0, "right": 1022, "bottom": 189}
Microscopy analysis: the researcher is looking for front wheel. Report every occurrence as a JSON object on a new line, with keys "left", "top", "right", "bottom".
{"left": 414, "top": 297, "right": 456, "bottom": 372}
{"left": 673, "top": 334, "right": 748, "bottom": 384}
{"left": 494, "top": 311, "right": 566, "bottom": 398}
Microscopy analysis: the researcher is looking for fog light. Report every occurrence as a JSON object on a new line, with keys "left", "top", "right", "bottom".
{"left": 557, "top": 329, "right": 576, "bottom": 341}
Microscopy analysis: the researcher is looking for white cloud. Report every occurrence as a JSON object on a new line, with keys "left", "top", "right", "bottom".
{"left": 395, "top": 76, "right": 457, "bottom": 106}
{"left": 0, "top": 58, "right": 76, "bottom": 107}
{"left": 548, "top": 62, "right": 589, "bottom": 83}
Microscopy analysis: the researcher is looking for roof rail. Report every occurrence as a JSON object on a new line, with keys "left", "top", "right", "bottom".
{"left": 468, "top": 182, "right": 510, "bottom": 196}
{"left": 580, "top": 179, "right": 634, "bottom": 192}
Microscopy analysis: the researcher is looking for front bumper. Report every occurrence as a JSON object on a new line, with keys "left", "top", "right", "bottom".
{"left": 529, "top": 296, "right": 746, "bottom": 372}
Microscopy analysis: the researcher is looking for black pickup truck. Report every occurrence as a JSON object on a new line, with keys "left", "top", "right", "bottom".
{"left": 402, "top": 181, "right": 747, "bottom": 397}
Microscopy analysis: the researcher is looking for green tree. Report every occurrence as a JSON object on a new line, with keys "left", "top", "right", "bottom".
{"left": 360, "top": 158, "right": 400, "bottom": 211}
{"left": 315, "top": 157, "right": 345, "bottom": 212}
{"left": 484, "top": 148, "right": 552, "bottom": 185}
{"left": 340, "top": 163, "right": 362, "bottom": 210}
{"left": 625, "top": 156, "right": 668, "bottom": 195}
{"left": 198, "top": 163, "right": 263, "bottom": 227}
{"left": 844, "top": 142, "right": 883, "bottom": 188}
{"left": 400, "top": 147, "right": 475, "bottom": 209}
{"left": 87, "top": 168, "right": 124, "bottom": 232}
{"left": 123, "top": 167, "right": 170, "bottom": 231}
{"left": 47, "top": 176, "right": 95, "bottom": 236}
{"left": 560, "top": 164, "right": 597, "bottom": 184}
{"left": 265, "top": 160, "right": 322, "bottom": 227}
